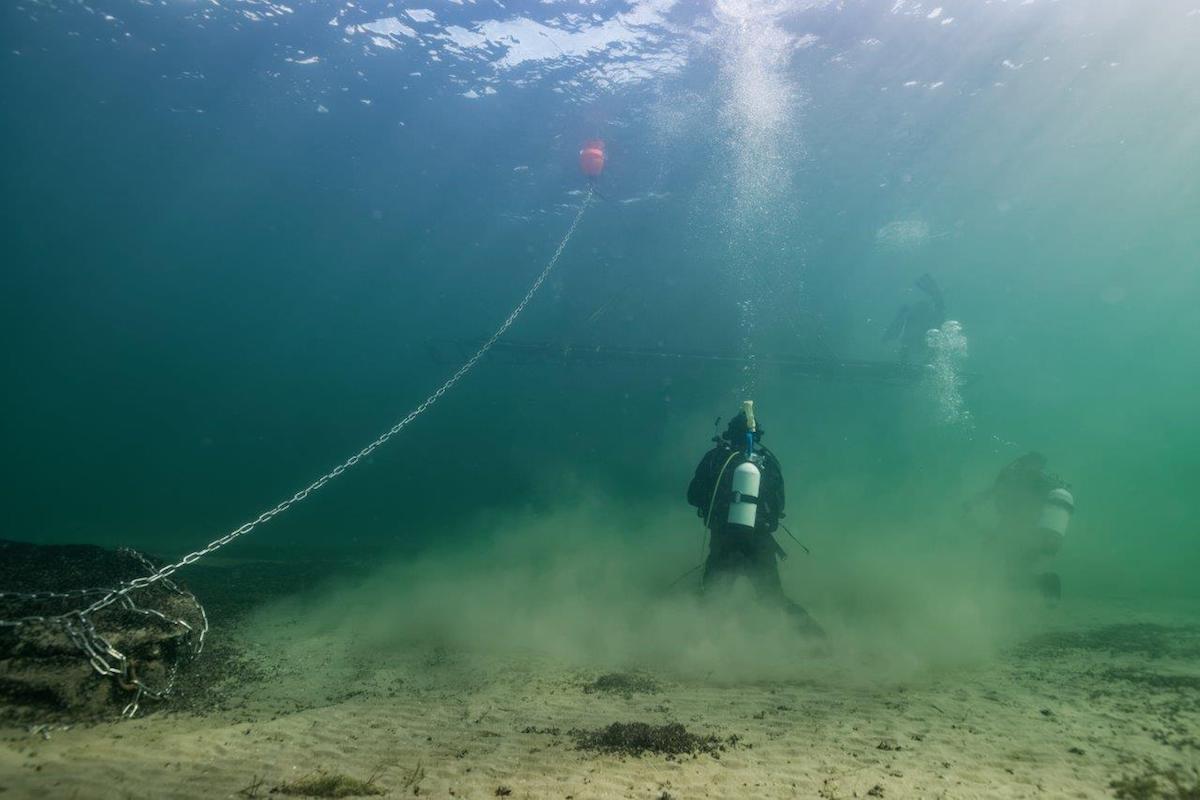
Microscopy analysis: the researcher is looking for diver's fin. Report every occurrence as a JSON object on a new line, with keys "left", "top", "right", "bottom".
{"left": 915, "top": 273, "right": 945, "bottom": 315}
{"left": 882, "top": 305, "right": 909, "bottom": 342}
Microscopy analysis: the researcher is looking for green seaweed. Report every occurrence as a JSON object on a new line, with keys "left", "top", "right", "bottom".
{"left": 1110, "top": 765, "right": 1200, "bottom": 800}
{"left": 584, "top": 672, "right": 660, "bottom": 696}
{"left": 572, "top": 721, "right": 736, "bottom": 758}
{"left": 272, "top": 769, "right": 385, "bottom": 798}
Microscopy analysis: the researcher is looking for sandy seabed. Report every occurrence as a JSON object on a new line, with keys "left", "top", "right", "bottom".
{"left": 2, "top": 601, "right": 1198, "bottom": 800}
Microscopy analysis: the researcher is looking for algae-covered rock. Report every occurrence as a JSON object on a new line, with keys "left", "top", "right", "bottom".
{"left": 0, "top": 539, "right": 205, "bottom": 721}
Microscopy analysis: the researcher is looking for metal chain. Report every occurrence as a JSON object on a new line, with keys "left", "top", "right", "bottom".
{"left": 0, "top": 547, "right": 209, "bottom": 717}
{"left": 84, "top": 187, "right": 590, "bottom": 616}
{"left": 0, "top": 189, "right": 591, "bottom": 714}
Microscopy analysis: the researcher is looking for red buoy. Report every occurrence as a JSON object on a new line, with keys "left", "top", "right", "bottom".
{"left": 579, "top": 139, "right": 605, "bottom": 178}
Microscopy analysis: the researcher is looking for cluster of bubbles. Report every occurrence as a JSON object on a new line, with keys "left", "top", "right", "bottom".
{"left": 715, "top": 0, "right": 801, "bottom": 213}
{"left": 875, "top": 219, "right": 932, "bottom": 251}
{"left": 713, "top": 0, "right": 823, "bottom": 395}
{"left": 924, "top": 320, "right": 973, "bottom": 428}
{"left": 738, "top": 297, "right": 758, "bottom": 397}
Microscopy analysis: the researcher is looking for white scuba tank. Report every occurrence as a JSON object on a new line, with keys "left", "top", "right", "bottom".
{"left": 1037, "top": 487, "right": 1075, "bottom": 536}
{"left": 727, "top": 460, "right": 761, "bottom": 529}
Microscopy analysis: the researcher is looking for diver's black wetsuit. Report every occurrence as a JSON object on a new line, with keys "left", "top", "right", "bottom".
{"left": 991, "top": 454, "right": 1068, "bottom": 601}
{"left": 687, "top": 434, "right": 822, "bottom": 635}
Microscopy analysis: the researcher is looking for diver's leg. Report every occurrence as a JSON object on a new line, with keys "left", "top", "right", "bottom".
{"left": 1002, "top": 527, "right": 1061, "bottom": 603}
{"left": 701, "top": 528, "right": 737, "bottom": 594}
{"left": 748, "top": 534, "right": 826, "bottom": 638}
{"left": 746, "top": 533, "right": 788, "bottom": 601}
{"left": 1035, "top": 572, "right": 1062, "bottom": 604}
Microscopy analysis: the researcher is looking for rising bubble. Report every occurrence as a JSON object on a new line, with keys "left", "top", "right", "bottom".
{"left": 924, "top": 319, "right": 973, "bottom": 428}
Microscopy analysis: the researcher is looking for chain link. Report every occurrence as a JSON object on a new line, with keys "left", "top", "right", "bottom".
{"left": 0, "top": 190, "right": 591, "bottom": 715}
{"left": 0, "top": 547, "right": 209, "bottom": 717}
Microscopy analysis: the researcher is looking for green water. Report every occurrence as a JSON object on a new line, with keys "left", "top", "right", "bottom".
{"left": 1, "top": 0, "right": 1197, "bottom": 649}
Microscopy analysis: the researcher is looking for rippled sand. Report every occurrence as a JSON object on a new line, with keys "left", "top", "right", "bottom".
{"left": 2, "top": 602, "right": 1197, "bottom": 799}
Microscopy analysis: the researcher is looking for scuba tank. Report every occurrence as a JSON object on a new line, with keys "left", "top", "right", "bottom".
{"left": 727, "top": 400, "right": 761, "bottom": 529}
{"left": 1037, "top": 487, "right": 1075, "bottom": 536}
{"left": 728, "top": 461, "right": 761, "bottom": 528}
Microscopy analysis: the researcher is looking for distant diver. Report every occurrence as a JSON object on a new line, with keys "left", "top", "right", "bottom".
{"left": 686, "top": 401, "right": 825, "bottom": 638}
{"left": 883, "top": 272, "right": 946, "bottom": 362}
{"left": 965, "top": 452, "right": 1076, "bottom": 603}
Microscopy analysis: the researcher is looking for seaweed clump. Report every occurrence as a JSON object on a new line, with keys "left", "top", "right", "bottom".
{"left": 584, "top": 672, "right": 659, "bottom": 696}
{"left": 272, "top": 769, "right": 384, "bottom": 798}
{"left": 1110, "top": 765, "right": 1200, "bottom": 800}
{"left": 572, "top": 722, "right": 735, "bottom": 758}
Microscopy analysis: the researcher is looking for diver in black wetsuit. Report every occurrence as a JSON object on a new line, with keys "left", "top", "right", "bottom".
{"left": 966, "top": 452, "right": 1075, "bottom": 603}
{"left": 883, "top": 273, "right": 946, "bottom": 362}
{"left": 687, "top": 408, "right": 824, "bottom": 637}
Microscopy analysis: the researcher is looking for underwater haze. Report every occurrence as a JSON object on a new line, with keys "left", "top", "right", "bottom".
{"left": 4, "top": 0, "right": 1200, "bottom": 779}
{"left": 4, "top": 0, "right": 1197, "bottom": 596}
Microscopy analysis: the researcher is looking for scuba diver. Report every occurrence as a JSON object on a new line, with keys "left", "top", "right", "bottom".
{"left": 686, "top": 402, "right": 825, "bottom": 638}
{"left": 883, "top": 273, "right": 946, "bottom": 362}
{"left": 965, "top": 452, "right": 1076, "bottom": 603}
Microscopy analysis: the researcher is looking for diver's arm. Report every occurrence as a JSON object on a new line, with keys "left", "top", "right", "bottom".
{"left": 773, "top": 458, "right": 785, "bottom": 518}
{"left": 760, "top": 455, "right": 785, "bottom": 531}
{"left": 686, "top": 449, "right": 719, "bottom": 511}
